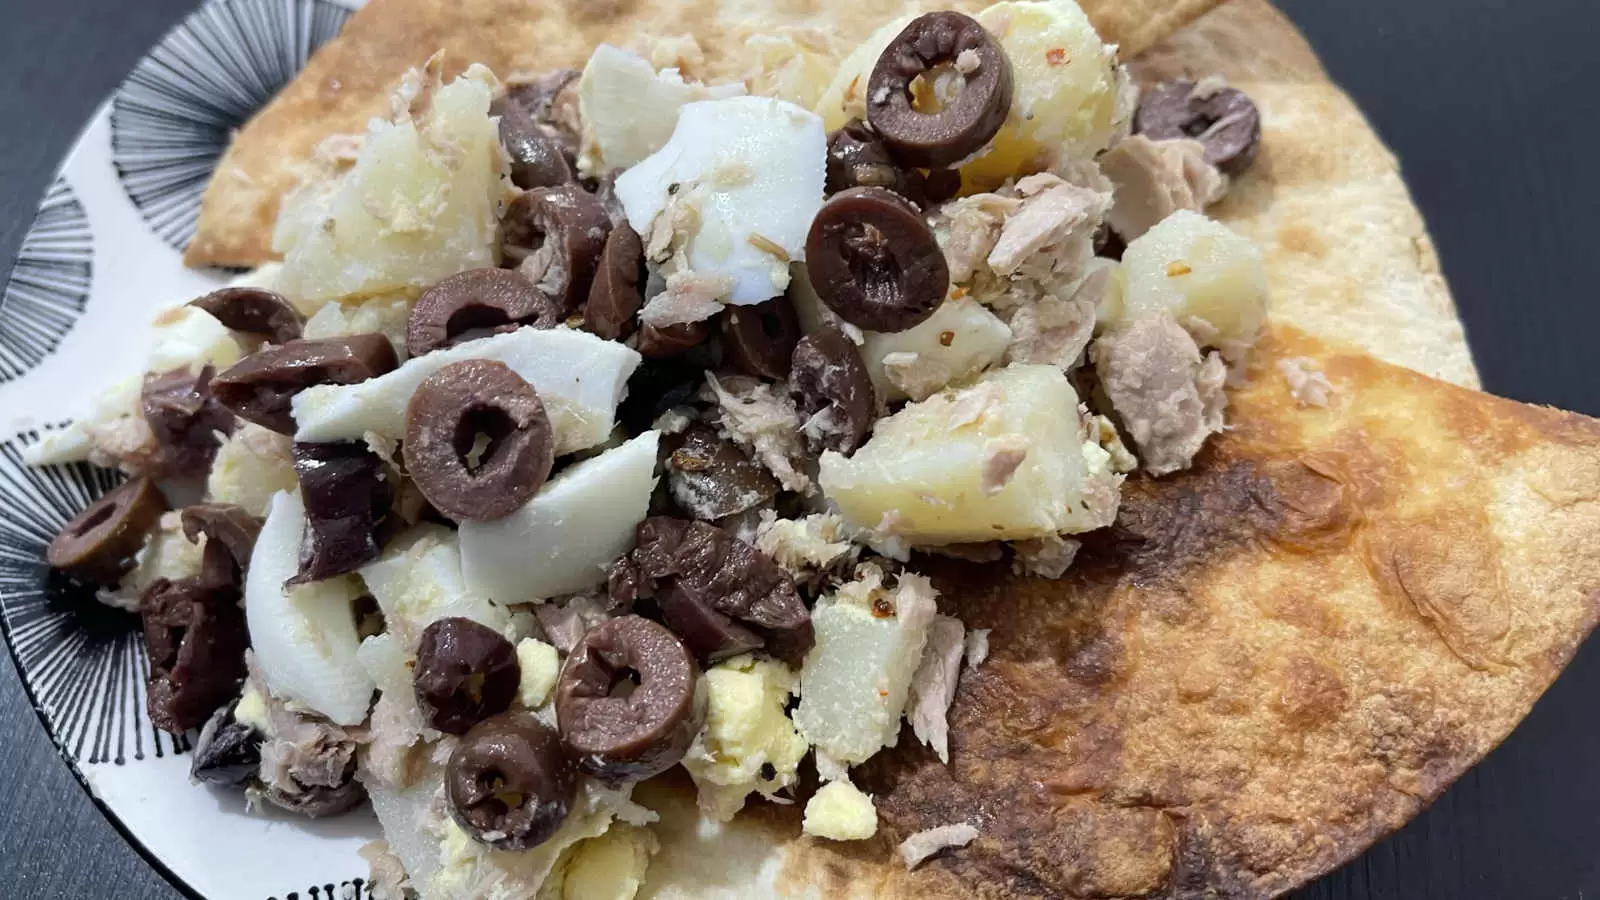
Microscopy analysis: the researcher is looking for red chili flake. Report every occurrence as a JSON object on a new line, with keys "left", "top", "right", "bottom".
{"left": 872, "top": 595, "right": 895, "bottom": 618}
{"left": 939, "top": 330, "right": 956, "bottom": 347}
{"left": 1046, "top": 48, "right": 1068, "bottom": 66}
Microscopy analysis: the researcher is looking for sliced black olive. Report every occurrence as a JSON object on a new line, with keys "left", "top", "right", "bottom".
{"left": 190, "top": 700, "right": 262, "bottom": 787}
{"left": 407, "top": 268, "right": 562, "bottom": 356}
{"left": 616, "top": 358, "right": 704, "bottom": 435}
{"left": 414, "top": 617, "right": 521, "bottom": 735}
{"left": 47, "top": 476, "right": 167, "bottom": 585}
{"left": 790, "top": 327, "right": 877, "bottom": 456}
{"left": 665, "top": 425, "right": 779, "bottom": 521}
{"left": 584, "top": 223, "right": 645, "bottom": 341}
{"left": 403, "top": 360, "right": 555, "bottom": 522}
{"left": 141, "top": 577, "right": 249, "bottom": 734}
{"left": 866, "top": 11, "right": 1014, "bottom": 168}
{"left": 212, "top": 335, "right": 399, "bottom": 434}
{"left": 448, "top": 711, "right": 576, "bottom": 850}
{"left": 636, "top": 321, "right": 709, "bottom": 360}
{"left": 502, "top": 184, "right": 611, "bottom": 316}
{"left": 180, "top": 504, "right": 262, "bottom": 590}
{"left": 142, "top": 365, "right": 235, "bottom": 478}
{"left": 289, "top": 441, "right": 393, "bottom": 584}
{"left": 189, "top": 287, "right": 303, "bottom": 345}
{"left": 722, "top": 296, "right": 800, "bottom": 380}
{"left": 1134, "top": 79, "right": 1262, "bottom": 177}
{"left": 805, "top": 186, "right": 948, "bottom": 334}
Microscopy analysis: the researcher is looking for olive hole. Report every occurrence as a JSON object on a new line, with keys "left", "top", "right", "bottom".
{"left": 607, "top": 667, "right": 642, "bottom": 700}
{"left": 910, "top": 64, "right": 965, "bottom": 114}
{"left": 73, "top": 501, "right": 119, "bottom": 538}
{"left": 155, "top": 626, "right": 186, "bottom": 669}
{"left": 445, "top": 305, "right": 516, "bottom": 340}
{"left": 842, "top": 224, "right": 902, "bottom": 305}
{"left": 454, "top": 406, "right": 517, "bottom": 473}
{"left": 759, "top": 311, "right": 784, "bottom": 339}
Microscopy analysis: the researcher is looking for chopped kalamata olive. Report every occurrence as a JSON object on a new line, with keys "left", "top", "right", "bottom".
{"left": 403, "top": 360, "right": 555, "bottom": 522}
{"left": 180, "top": 504, "right": 261, "bottom": 590}
{"left": 407, "top": 268, "right": 562, "bottom": 356}
{"left": 142, "top": 577, "right": 250, "bottom": 734}
{"left": 616, "top": 358, "right": 704, "bottom": 435}
{"left": 290, "top": 441, "right": 393, "bottom": 584}
{"left": 922, "top": 167, "right": 963, "bottom": 205}
{"left": 414, "top": 617, "right": 521, "bottom": 735}
{"left": 497, "top": 69, "right": 582, "bottom": 156}
{"left": 666, "top": 425, "right": 779, "bottom": 521}
{"left": 190, "top": 701, "right": 262, "bottom": 787}
{"left": 584, "top": 223, "right": 645, "bottom": 341}
{"left": 805, "top": 187, "right": 948, "bottom": 334}
{"left": 615, "top": 517, "right": 813, "bottom": 664}
{"left": 47, "top": 476, "right": 167, "bottom": 585}
{"left": 142, "top": 365, "right": 235, "bottom": 477}
{"left": 790, "top": 327, "right": 877, "bottom": 455}
{"left": 502, "top": 184, "right": 611, "bottom": 316}
{"left": 825, "top": 119, "right": 922, "bottom": 201}
{"left": 866, "top": 11, "right": 1014, "bottom": 169}
{"left": 447, "top": 711, "right": 576, "bottom": 850}
{"left": 189, "top": 287, "right": 303, "bottom": 345}
{"left": 555, "top": 615, "right": 703, "bottom": 783}
{"left": 1094, "top": 223, "right": 1126, "bottom": 261}
{"left": 497, "top": 105, "right": 575, "bottom": 190}
{"left": 1134, "top": 80, "right": 1262, "bottom": 177}
{"left": 636, "top": 321, "right": 709, "bottom": 360}
{"left": 212, "top": 335, "right": 399, "bottom": 434}
{"left": 722, "top": 296, "right": 801, "bottom": 380}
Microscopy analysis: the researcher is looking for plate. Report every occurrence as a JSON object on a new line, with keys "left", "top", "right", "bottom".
{"left": 0, "top": 1, "right": 384, "bottom": 897}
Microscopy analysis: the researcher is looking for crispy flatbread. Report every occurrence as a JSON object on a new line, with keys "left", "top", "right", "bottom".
{"left": 183, "top": 0, "right": 1220, "bottom": 268}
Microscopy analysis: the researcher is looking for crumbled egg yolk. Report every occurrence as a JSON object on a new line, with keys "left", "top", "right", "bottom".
{"left": 802, "top": 780, "right": 877, "bottom": 841}
{"left": 559, "top": 824, "right": 658, "bottom": 900}
{"left": 516, "top": 638, "right": 560, "bottom": 709}
{"left": 682, "top": 654, "right": 808, "bottom": 820}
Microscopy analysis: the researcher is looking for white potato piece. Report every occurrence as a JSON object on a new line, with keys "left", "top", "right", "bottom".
{"left": 291, "top": 327, "right": 640, "bottom": 454}
{"left": 862, "top": 297, "right": 1012, "bottom": 401}
{"left": 814, "top": 15, "right": 915, "bottom": 132}
{"left": 245, "top": 491, "right": 374, "bottom": 725}
{"left": 359, "top": 524, "right": 508, "bottom": 641}
{"left": 206, "top": 422, "right": 298, "bottom": 517}
{"left": 577, "top": 43, "right": 744, "bottom": 175}
{"left": 459, "top": 431, "right": 661, "bottom": 603}
{"left": 616, "top": 96, "right": 827, "bottom": 305}
{"left": 272, "top": 66, "right": 504, "bottom": 306}
{"left": 1117, "top": 210, "right": 1269, "bottom": 346}
{"left": 819, "top": 365, "right": 1116, "bottom": 544}
{"left": 794, "top": 567, "right": 938, "bottom": 764}
{"left": 963, "top": 0, "right": 1120, "bottom": 190}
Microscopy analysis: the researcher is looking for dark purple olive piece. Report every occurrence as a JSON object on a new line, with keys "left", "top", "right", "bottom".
{"left": 289, "top": 441, "right": 393, "bottom": 584}
{"left": 555, "top": 616, "right": 703, "bottom": 783}
{"left": 866, "top": 11, "right": 1014, "bottom": 169}
{"left": 497, "top": 69, "right": 582, "bottom": 154}
{"left": 497, "top": 106, "right": 575, "bottom": 190}
{"left": 212, "top": 335, "right": 399, "bottom": 434}
{"left": 615, "top": 517, "right": 813, "bottom": 664}
{"left": 403, "top": 360, "right": 555, "bottom": 523}
{"left": 722, "top": 296, "right": 800, "bottom": 380}
{"left": 180, "top": 504, "right": 262, "bottom": 590}
{"left": 502, "top": 184, "right": 611, "bottom": 316}
{"left": 47, "top": 476, "right": 167, "bottom": 585}
{"left": 266, "top": 773, "right": 366, "bottom": 818}
{"left": 636, "top": 321, "right": 708, "bottom": 360}
{"left": 448, "top": 712, "right": 576, "bottom": 850}
{"left": 414, "top": 617, "right": 521, "bottom": 735}
{"left": 805, "top": 187, "right": 948, "bottom": 334}
{"left": 790, "top": 327, "right": 876, "bottom": 455}
{"left": 1134, "top": 80, "right": 1262, "bottom": 177}
{"left": 142, "top": 577, "right": 249, "bottom": 734}
{"left": 665, "top": 425, "right": 779, "bottom": 521}
{"left": 190, "top": 287, "right": 303, "bottom": 345}
{"left": 142, "top": 365, "right": 236, "bottom": 477}
{"left": 585, "top": 223, "right": 645, "bottom": 341}
{"left": 408, "top": 268, "right": 560, "bottom": 356}
{"left": 616, "top": 358, "right": 704, "bottom": 435}
{"left": 190, "top": 701, "right": 262, "bottom": 787}
{"left": 825, "top": 118, "right": 921, "bottom": 199}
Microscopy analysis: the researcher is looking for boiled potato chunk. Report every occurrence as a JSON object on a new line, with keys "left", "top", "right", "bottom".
{"left": 793, "top": 566, "right": 938, "bottom": 764}
{"left": 459, "top": 431, "right": 661, "bottom": 603}
{"left": 813, "top": 14, "right": 915, "bottom": 132}
{"left": 273, "top": 65, "right": 504, "bottom": 307}
{"left": 819, "top": 365, "right": 1110, "bottom": 544}
{"left": 862, "top": 296, "right": 1011, "bottom": 401}
{"left": 1117, "top": 210, "right": 1268, "bottom": 346}
{"left": 961, "top": 0, "right": 1119, "bottom": 190}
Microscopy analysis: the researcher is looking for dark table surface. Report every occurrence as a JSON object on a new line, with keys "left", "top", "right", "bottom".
{"left": 2, "top": 0, "right": 1597, "bottom": 897}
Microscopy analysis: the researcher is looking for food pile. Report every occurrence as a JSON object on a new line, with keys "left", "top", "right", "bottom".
{"left": 31, "top": 1, "right": 1268, "bottom": 895}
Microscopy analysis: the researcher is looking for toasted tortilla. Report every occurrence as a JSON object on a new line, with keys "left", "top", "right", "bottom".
{"left": 183, "top": 0, "right": 1221, "bottom": 269}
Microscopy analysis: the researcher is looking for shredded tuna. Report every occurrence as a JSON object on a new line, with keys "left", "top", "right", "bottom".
{"left": 1109, "top": 65, "right": 1140, "bottom": 146}
{"left": 754, "top": 511, "right": 856, "bottom": 584}
{"left": 1277, "top": 357, "right": 1335, "bottom": 407}
{"left": 932, "top": 193, "right": 1019, "bottom": 283}
{"left": 964, "top": 629, "right": 990, "bottom": 668}
{"left": 1101, "top": 135, "right": 1226, "bottom": 241}
{"left": 704, "top": 372, "right": 812, "bottom": 492}
{"left": 1091, "top": 313, "right": 1228, "bottom": 477}
{"left": 639, "top": 269, "right": 732, "bottom": 327}
{"left": 1189, "top": 74, "right": 1230, "bottom": 101}
{"left": 881, "top": 350, "right": 957, "bottom": 402}
{"left": 899, "top": 823, "right": 980, "bottom": 869}
{"left": 1005, "top": 295, "right": 1095, "bottom": 371}
{"left": 947, "top": 381, "right": 1002, "bottom": 431}
{"left": 978, "top": 435, "right": 1030, "bottom": 496}
{"left": 360, "top": 840, "right": 411, "bottom": 900}
{"left": 534, "top": 592, "right": 614, "bottom": 654}
{"left": 907, "top": 615, "right": 966, "bottom": 763}
{"left": 987, "top": 174, "right": 1109, "bottom": 278}
{"left": 1012, "top": 534, "right": 1081, "bottom": 579}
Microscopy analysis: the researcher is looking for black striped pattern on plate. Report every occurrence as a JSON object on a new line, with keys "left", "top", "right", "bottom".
{"left": 110, "top": 0, "right": 352, "bottom": 252}
{"left": 0, "top": 430, "right": 188, "bottom": 764}
{"left": 266, "top": 880, "right": 368, "bottom": 900}
{"left": 0, "top": 178, "right": 92, "bottom": 382}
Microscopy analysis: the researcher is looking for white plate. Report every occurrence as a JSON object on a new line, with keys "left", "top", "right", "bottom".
{"left": 0, "top": 1, "right": 386, "bottom": 897}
